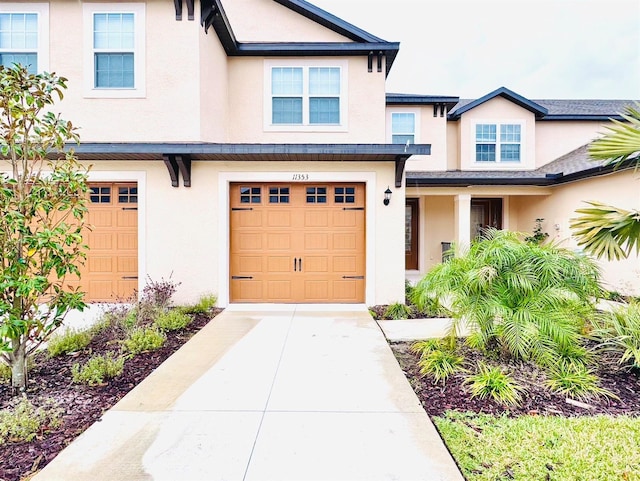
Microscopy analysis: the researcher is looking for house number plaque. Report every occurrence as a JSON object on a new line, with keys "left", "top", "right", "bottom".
{"left": 292, "top": 174, "right": 309, "bottom": 181}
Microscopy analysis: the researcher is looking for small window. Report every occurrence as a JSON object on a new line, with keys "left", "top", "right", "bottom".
{"left": 118, "top": 186, "right": 137, "bottom": 203}
{"left": 90, "top": 186, "right": 111, "bottom": 203}
{"left": 0, "top": 13, "right": 38, "bottom": 74}
{"left": 93, "top": 13, "right": 135, "bottom": 88}
{"left": 306, "top": 186, "right": 327, "bottom": 204}
{"left": 475, "top": 123, "right": 521, "bottom": 163}
{"left": 269, "top": 186, "right": 290, "bottom": 204}
{"left": 391, "top": 113, "right": 415, "bottom": 145}
{"left": 240, "top": 187, "right": 261, "bottom": 204}
{"left": 335, "top": 186, "right": 355, "bottom": 204}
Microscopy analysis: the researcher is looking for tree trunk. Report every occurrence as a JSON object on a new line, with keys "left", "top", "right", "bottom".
{"left": 11, "top": 342, "right": 27, "bottom": 393}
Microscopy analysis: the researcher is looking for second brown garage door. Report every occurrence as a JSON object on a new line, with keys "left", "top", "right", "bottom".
{"left": 230, "top": 182, "right": 365, "bottom": 303}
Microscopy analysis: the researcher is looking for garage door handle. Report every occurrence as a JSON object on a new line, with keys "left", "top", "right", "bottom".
{"left": 294, "top": 258, "right": 297, "bottom": 272}
{"left": 299, "top": 258, "right": 302, "bottom": 271}
{"left": 343, "top": 207, "right": 364, "bottom": 211}
{"left": 232, "top": 276, "right": 253, "bottom": 280}
{"left": 232, "top": 207, "right": 253, "bottom": 211}
{"left": 342, "top": 276, "right": 364, "bottom": 279}
{"left": 121, "top": 276, "right": 138, "bottom": 280}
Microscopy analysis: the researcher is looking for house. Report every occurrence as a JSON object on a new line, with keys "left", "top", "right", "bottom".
{"left": 1, "top": 0, "right": 637, "bottom": 306}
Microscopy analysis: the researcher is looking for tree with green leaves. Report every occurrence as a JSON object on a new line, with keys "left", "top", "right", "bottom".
{"left": 411, "top": 229, "right": 601, "bottom": 366}
{"left": 0, "top": 64, "right": 89, "bottom": 393}
{"left": 570, "top": 103, "right": 640, "bottom": 260}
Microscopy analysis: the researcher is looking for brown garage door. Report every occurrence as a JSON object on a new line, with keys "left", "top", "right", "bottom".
{"left": 66, "top": 183, "right": 138, "bottom": 302}
{"left": 230, "top": 183, "right": 365, "bottom": 303}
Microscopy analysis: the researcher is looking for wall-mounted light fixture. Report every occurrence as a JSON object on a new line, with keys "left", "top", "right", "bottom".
{"left": 383, "top": 187, "right": 392, "bottom": 206}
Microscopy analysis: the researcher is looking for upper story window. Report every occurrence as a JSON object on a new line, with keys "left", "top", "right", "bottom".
{"left": 391, "top": 113, "right": 415, "bottom": 145}
{"left": 475, "top": 123, "right": 521, "bottom": 163}
{"left": 271, "top": 66, "right": 341, "bottom": 125}
{"left": 265, "top": 60, "right": 348, "bottom": 132}
{"left": 0, "top": 4, "right": 48, "bottom": 74}
{"left": 93, "top": 13, "right": 134, "bottom": 88}
{"left": 83, "top": 3, "right": 145, "bottom": 98}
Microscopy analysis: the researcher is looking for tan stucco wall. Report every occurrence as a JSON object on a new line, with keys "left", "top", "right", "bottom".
{"left": 399, "top": 106, "right": 448, "bottom": 172}
{"left": 220, "top": 0, "right": 353, "bottom": 42}
{"left": 84, "top": 160, "right": 405, "bottom": 306}
{"left": 51, "top": 1, "right": 205, "bottom": 142}
{"left": 228, "top": 56, "right": 387, "bottom": 143}
{"left": 511, "top": 170, "right": 640, "bottom": 295}
{"left": 535, "top": 120, "right": 611, "bottom": 168}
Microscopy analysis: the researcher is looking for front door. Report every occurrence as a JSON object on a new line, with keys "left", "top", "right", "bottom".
{"left": 230, "top": 183, "right": 366, "bottom": 303}
{"left": 470, "top": 198, "right": 503, "bottom": 240}
{"left": 405, "top": 199, "right": 419, "bottom": 270}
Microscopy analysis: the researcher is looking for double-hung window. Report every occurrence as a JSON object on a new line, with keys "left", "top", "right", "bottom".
{"left": 83, "top": 3, "right": 145, "bottom": 98}
{"left": 93, "top": 13, "right": 135, "bottom": 88}
{"left": 475, "top": 123, "right": 522, "bottom": 163}
{"left": 391, "top": 113, "right": 415, "bottom": 145}
{"left": 0, "top": 4, "right": 49, "bottom": 74}
{"left": 269, "top": 64, "right": 344, "bottom": 127}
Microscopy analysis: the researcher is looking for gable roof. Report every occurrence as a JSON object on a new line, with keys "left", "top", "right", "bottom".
{"left": 201, "top": 0, "right": 399, "bottom": 75}
{"left": 448, "top": 87, "right": 548, "bottom": 120}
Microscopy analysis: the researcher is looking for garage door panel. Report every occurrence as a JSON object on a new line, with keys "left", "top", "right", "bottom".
{"left": 117, "top": 211, "right": 137, "bottom": 227}
{"left": 88, "top": 257, "right": 113, "bottom": 273}
{"left": 117, "top": 256, "right": 137, "bottom": 273}
{"left": 89, "top": 210, "right": 114, "bottom": 228}
{"left": 117, "top": 232, "right": 137, "bottom": 250}
{"left": 230, "top": 182, "right": 365, "bottom": 303}
{"left": 88, "top": 232, "right": 113, "bottom": 250}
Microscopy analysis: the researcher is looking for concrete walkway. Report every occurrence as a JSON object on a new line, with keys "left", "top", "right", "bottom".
{"left": 33, "top": 305, "right": 464, "bottom": 481}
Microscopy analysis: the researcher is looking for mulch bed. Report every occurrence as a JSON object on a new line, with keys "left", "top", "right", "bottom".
{"left": 390, "top": 340, "right": 640, "bottom": 418}
{"left": 0, "top": 308, "right": 223, "bottom": 481}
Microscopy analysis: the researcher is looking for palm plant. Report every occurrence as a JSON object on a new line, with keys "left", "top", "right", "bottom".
{"left": 570, "top": 102, "right": 640, "bottom": 260}
{"left": 410, "top": 229, "right": 601, "bottom": 364}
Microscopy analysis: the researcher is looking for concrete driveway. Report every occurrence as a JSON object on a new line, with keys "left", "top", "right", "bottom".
{"left": 32, "top": 305, "right": 464, "bottom": 481}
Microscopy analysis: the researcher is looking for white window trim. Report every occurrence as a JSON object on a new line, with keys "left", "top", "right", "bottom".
{"left": 471, "top": 120, "right": 525, "bottom": 167}
{"left": 263, "top": 59, "right": 348, "bottom": 132}
{"left": 0, "top": 3, "right": 49, "bottom": 73}
{"left": 83, "top": 3, "right": 145, "bottom": 98}
{"left": 386, "top": 108, "right": 420, "bottom": 144}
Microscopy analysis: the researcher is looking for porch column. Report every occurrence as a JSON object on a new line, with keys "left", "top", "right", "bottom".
{"left": 454, "top": 194, "right": 471, "bottom": 253}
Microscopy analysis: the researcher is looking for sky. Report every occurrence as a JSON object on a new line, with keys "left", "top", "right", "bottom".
{"left": 310, "top": 0, "right": 640, "bottom": 100}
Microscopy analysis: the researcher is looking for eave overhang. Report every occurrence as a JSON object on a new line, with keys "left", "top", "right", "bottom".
{"left": 60, "top": 143, "right": 429, "bottom": 188}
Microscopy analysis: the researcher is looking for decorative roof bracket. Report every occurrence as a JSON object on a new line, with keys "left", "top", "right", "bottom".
{"left": 174, "top": 0, "right": 195, "bottom": 20}
{"left": 395, "top": 155, "right": 409, "bottom": 188}
{"left": 163, "top": 154, "right": 192, "bottom": 187}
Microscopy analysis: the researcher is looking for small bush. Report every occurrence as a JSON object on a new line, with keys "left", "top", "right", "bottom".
{"left": 122, "top": 327, "right": 166, "bottom": 355}
{"left": 0, "top": 397, "right": 62, "bottom": 445}
{"left": 383, "top": 302, "right": 413, "bottom": 320}
{"left": 71, "top": 352, "right": 125, "bottom": 386}
{"left": 180, "top": 294, "right": 217, "bottom": 315}
{"left": 418, "top": 349, "right": 465, "bottom": 383}
{"left": 154, "top": 309, "right": 192, "bottom": 332}
{"left": 545, "top": 363, "right": 618, "bottom": 401}
{"left": 593, "top": 301, "right": 640, "bottom": 369}
{"left": 47, "top": 329, "right": 93, "bottom": 357}
{"left": 410, "top": 339, "right": 442, "bottom": 357}
{"left": 140, "top": 275, "right": 181, "bottom": 310}
{"left": 464, "top": 362, "right": 524, "bottom": 406}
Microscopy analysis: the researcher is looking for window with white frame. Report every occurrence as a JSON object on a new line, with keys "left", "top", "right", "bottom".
{"left": 391, "top": 112, "right": 415, "bottom": 144}
{"left": 83, "top": 3, "right": 145, "bottom": 98}
{"left": 475, "top": 123, "right": 521, "bottom": 162}
{"left": 0, "top": 5, "right": 48, "bottom": 74}
{"left": 269, "top": 65, "right": 343, "bottom": 127}
{"left": 93, "top": 13, "right": 135, "bottom": 88}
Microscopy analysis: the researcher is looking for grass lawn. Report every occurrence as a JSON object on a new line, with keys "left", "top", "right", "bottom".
{"left": 434, "top": 411, "right": 640, "bottom": 480}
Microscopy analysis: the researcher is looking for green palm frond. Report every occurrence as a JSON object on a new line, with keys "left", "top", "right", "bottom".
{"left": 570, "top": 201, "right": 640, "bottom": 260}
{"left": 589, "top": 102, "right": 640, "bottom": 167}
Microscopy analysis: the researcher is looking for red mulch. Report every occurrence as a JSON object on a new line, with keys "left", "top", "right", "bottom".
{"left": 0, "top": 308, "right": 222, "bottom": 481}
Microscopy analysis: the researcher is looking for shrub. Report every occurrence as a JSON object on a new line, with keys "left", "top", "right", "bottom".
{"left": 47, "top": 329, "right": 93, "bottom": 357}
{"left": 154, "top": 309, "right": 192, "bottom": 332}
{"left": 545, "top": 363, "right": 618, "bottom": 401}
{"left": 464, "top": 362, "right": 525, "bottom": 406}
{"left": 411, "top": 229, "right": 601, "bottom": 365}
{"left": 0, "top": 397, "right": 62, "bottom": 445}
{"left": 593, "top": 301, "right": 640, "bottom": 369}
{"left": 140, "top": 275, "right": 181, "bottom": 310}
{"left": 383, "top": 302, "right": 413, "bottom": 320}
{"left": 410, "top": 339, "right": 442, "bottom": 357}
{"left": 71, "top": 352, "right": 125, "bottom": 386}
{"left": 179, "top": 294, "right": 217, "bottom": 315}
{"left": 418, "top": 349, "right": 465, "bottom": 383}
{"left": 122, "top": 327, "right": 166, "bottom": 355}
